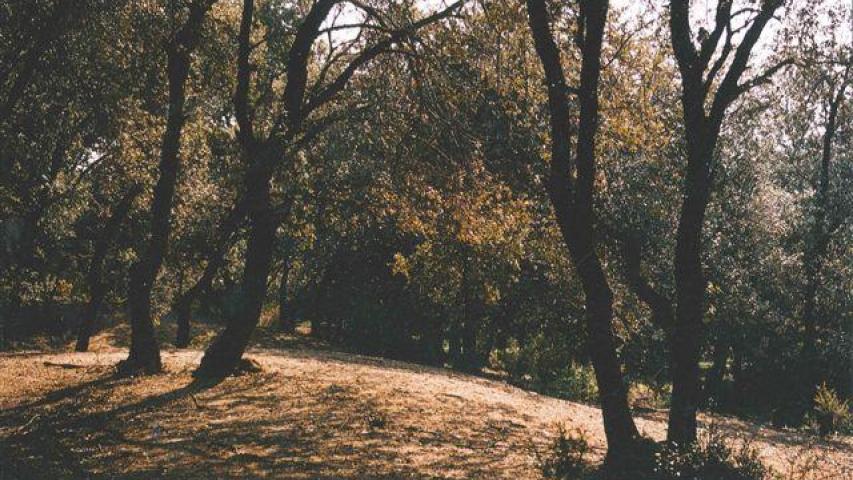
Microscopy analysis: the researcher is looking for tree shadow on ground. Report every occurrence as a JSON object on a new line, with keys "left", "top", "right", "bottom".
{"left": 0, "top": 360, "right": 537, "bottom": 479}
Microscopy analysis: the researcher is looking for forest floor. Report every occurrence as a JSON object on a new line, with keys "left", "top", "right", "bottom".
{"left": 1, "top": 326, "right": 851, "bottom": 479}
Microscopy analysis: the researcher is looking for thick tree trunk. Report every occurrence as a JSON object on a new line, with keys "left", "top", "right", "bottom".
{"left": 666, "top": 0, "right": 783, "bottom": 445}
{"left": 194, "top": 161, "right": 276, "bottom": 378}
{"left": 668, "top": 150, "right": 711, "bottom": 445}
{"left": 122, "top": 53, "right": 188, "bottom": 374}
{"left": 76, "top": 185, "right": 141, "bottom": 352}
{"left": 565, "top": 227, "right": 640, "bottom": 456}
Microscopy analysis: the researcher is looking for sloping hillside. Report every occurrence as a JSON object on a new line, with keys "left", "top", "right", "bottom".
{"left": 1, "top": 338, "right": 850, "bottom": 479}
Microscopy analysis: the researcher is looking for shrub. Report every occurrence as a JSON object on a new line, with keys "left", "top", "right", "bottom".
{"left": 652, "top": 426, "right": 771, "bottom": 480}
{"left": 538, "top": 425, "right": 593, "bottom": 480}
{"left": 547, "top": 362, "right": 599, "bottom": 404}
{"left": 813, "top": 383, "right": 850, "bottom": 436}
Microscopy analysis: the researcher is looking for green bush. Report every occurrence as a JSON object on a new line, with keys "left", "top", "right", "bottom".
{"left": 813, "top": 383, "right": 850, "bottom": 436}
{"left": 547, "top": 362, "right": 599, "bottom": 404}
{"left": 538, "top": 425, "right": 593, "bottom": 480}
{"left": 652, "top": 427, "right": 771, "bottom": 480}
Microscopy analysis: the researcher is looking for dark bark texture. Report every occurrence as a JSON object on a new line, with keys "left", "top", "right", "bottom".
{"left": 123, "top": 0, "right": 217, "bottom": 374}
{"left": 667, "top": 0, "right": 784, "bottom": 444}
{"left": 526, "top": 0, "right": 640, "bottom": 457}
{"left": 193, "top": 0, "right": 462, "bottom": 378}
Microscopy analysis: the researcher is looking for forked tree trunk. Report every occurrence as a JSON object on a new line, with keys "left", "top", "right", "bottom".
{"left": 666, "top": 0, "right": 783, "bottom": 445}
{"left": 76, "top": 185, "right": 141, "bottom": 352}
{"left": 526, "top": 0, "right": 639, "bottom": 458}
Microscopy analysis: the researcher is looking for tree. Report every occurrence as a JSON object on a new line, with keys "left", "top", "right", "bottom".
{"left": 121, "top": 0, "right": 219, "bottom": 374}
{"left": 666, "top": 0, "right": 788, "bottom": 444}
{"left": 525, "top": 0, "right": 640, "bottom": 458}
{"left": 194, "top": 0, "right": 465, "bottom": 378}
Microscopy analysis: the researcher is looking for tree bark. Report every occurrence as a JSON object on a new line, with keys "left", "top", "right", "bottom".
{"left": 122, "top": 0, "right": 216, "bottom": 374}
{"left": 666, "top": 0, "right": 783, "bottom": 445}
{"left": 798, "top": 77, "right": 848, "bottom": 416}
{"left": 191, "top": 0, "right": 460, "bottom": 376}
{"left": 526, "top": 0, "right": 640, "bottom": 458}
{"left": 194, "top": 158, "right": 276, "bottom": 378}
{"left": 277, "top": 258, "right": 294, "bottom": 333}
{"left": 705, "top": 332, "right": 729, "bottom": 405}
{"left": 76, "top": 185, "right": 142, "bottom": 352}
{"left": 619, "top": 233, "right": 674, "bottom": 335}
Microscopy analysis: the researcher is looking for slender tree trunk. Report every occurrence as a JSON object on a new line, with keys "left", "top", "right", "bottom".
{"left": 797, "top": 79, "right": 847, "bottom": 418}
{"left": 122, "top": 0, "right": 215, "bottom": 374}
{"left": 458, "top": 248, "right": 478, "bottom": 371}
{"left": 171, "top": 193, "right": 250, "bottom": 346}
{"left": 76, "top": 185, "right": 141, "bottom": 352}
{"left": 705, "top": 331, "right": 729, "bottom": 406}
{"left": 194, "top": 156, "right": 276, "bottom": 378}
{"left": 174, "top": 294, "right": 192, "bottom": 348}
{"left": 526, "top": 0, "right": 639, "bottom": 458}
{"left": 277, "top": 259, "right": 294, "bottom": 333}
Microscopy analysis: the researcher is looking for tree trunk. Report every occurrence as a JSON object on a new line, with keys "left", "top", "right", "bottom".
{"left": 666, "top": 0, "right": 783, "bottom": 445}
{"left": 277, "top": 260, "right": 294, "bottom": 333}
{"left": 194, "top": 160, "right": 276, "bottom": 378}
{"left": 174, "top": 293, "right": 192, "bottom": 348}
{"left": 76, "top": 185, "right": 141, "bottom": 352}
{"left": 668, "top": 149, "right": 711, "bottom": 445}
{"left": 525, "top": 0, "right": 639, "bottom": 458}
{"left": 705, "top": 332, "right": 729, "bottom": 406}
{"left": 797, "top": 79, "right": 847, "bottom": 419}
{"left": 121, "top": 0, "right": 215, "bottom": 374}
{"left": 170, "top": 192, "right": 251, "bottom": 346}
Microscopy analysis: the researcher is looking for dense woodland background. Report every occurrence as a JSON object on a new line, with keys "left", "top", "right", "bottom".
{"left": 0, "top": 0, "right": 851, "bottom": 474}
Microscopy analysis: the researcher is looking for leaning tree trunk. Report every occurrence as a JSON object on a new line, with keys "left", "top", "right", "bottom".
{"left": 172, "top": 193, "right": 250, "bottom": 347}
{"left": 123, "top": 50, "right": 188, "bottom": 374}
{"left": 76, "top": 185, "right": 141, "bottom": 352}
{"left": 194, "top": 160, "right": 276, "bottom": 378}
{"left": 122, "top": 0, "right": 215, "bottom": 374}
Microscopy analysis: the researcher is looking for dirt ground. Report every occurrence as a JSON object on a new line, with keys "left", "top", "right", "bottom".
{"left": 1, "top": 332, "right": 851, "bottom": 479}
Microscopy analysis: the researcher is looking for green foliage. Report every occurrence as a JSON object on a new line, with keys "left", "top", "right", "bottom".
{"left": 652, "top": 428, "right": 771, "bottom": 480}
{"left": 812, "top": 383, "right": 851, "bottom": 436}
{"left": 538, "top": 426, "right": 593, "bottom": 480}
{"left": 492, "top": 334, "right": 597, "bottom": 403}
